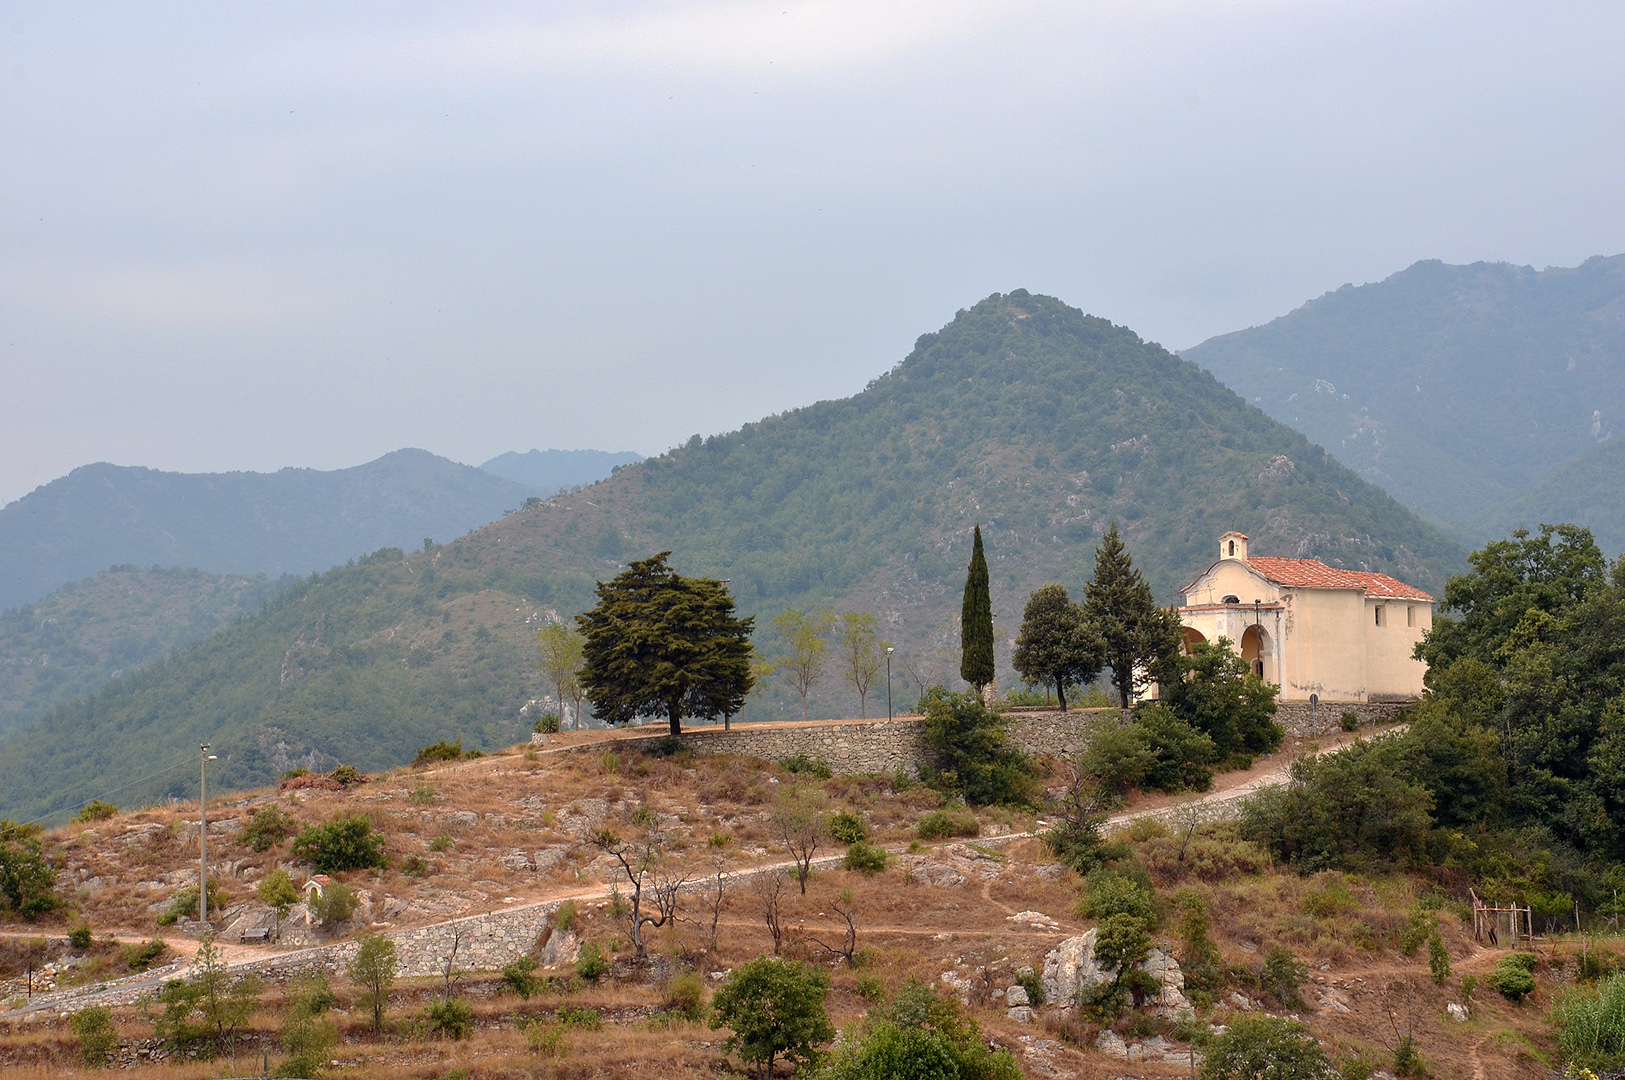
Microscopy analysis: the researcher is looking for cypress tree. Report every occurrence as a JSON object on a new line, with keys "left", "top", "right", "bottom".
{"left": 960, "top": 525, "right": 995, "bottom": 691}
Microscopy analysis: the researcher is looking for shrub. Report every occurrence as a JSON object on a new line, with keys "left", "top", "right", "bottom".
{"left": 1340, "top": 710, "right": 1360, "bottom": 732}
{"left": 290, "top": 815, "right": 387, "bottom": 873}
{"left": 1017, "top": 968, "right": 1046, "bottom": 1007}
{"left": 121, "top": 938, "right": 168, "bottom": 972}
{"left": 918, "top": 686, "right": 1039, "bottom": 807}
{"left": 526, "top": 1018, "right": 567, "bottom": 1056}
{"left": 917, "top": 810, "right": 979, "bottom": 840}
{"left": 400, "top": 854, "right": 432, "bottom": 877}
{"left": 76, "top": 800, "right": 118, "bottom": 823}
{"left": 553, "top": 899, "right": 577, "bottom": 933}
{"left": 534, "top": 712, "right": 562, "bottom": 734}
{"left": 1132, "top": 705, "right": 1219, "bottom": 792}
{"left": 278, "top": 977, "right": 338, "bottom": 1077}
{"left": 347, "top": 934, "right": 397, "bottom": 1032}
{"left": 69, "top": 924, "right": 93, "bottom": 949}
{"left": 429, "top": 833, "right": 454, "bottom": 852}
{"left": 422, "top": 996, "right": 473, "bottom": 1039}
{"left": 241, "top": 806, "right": 296, "bottom": 852}
{"left": 1261, "top": 947, "right": 1309, "bottom": 1008}
{"left": 709, "top": 957, "right": 834, "bottom": 1079}
{"left": 855, "top": 975, "right": 886, "bottom": 1002}
{"left": 829, "top": 811, "right": 868, "bottom": 844}
{"left": 503, "top": 956, "right": 541, "bottom": 998}
{"left": 1200, "top": 1015, "right": 1334, "bottom": 1079}
{"left": 1554, "top": 972, "right": 1625, "bottom": 1069}
{"left": 312, "top": 882, "right": 358, "bottom": 928}
{"left": 413, "top": 740, "right": 467, "bottom": 766}
{"left": 575, "top": 941, "right": 609, "bottom": 983}
{"left": 844, "top": 841, "right": 889, "bottom": 876}
{"left": 559, "top": 1005, "right": 602, "bottom": 1030}
{"left": 159, "top": 879, "right": 228, "bottom": 925}
{"left": 1428, "top": 932, "right": 1451, "bottom": 984}
{"left": 328, "top": 764, "right": 364, "bottom": 786}
{"left": 71, "top": 1005, "right": 118, "bottom": 1067}
{"left": 598, "top": 751, "right": 621, "bottom": 774}
{"left": 1489, "top": 953, "right": 1538, "bottom": 1002}
{"left": 664, "top": 971, "right": 707, "bottom": 1021}
{"left": 409, "top": 783, "right": 436, "bottom": 805}
{"left": 837, "top": 980, "right": 1022, "bottom": 1080}
{"left": 779, "top": 754, "right": 834, "bottom": 780}
{"left": 1160, "top": 638, "right": 1283, "bottom": 760}
{"left": 1078, "top": 867, "right": 1157, "bottom": 926}
{"left": 0, "top": 835, "right": 60, "bottom": 919}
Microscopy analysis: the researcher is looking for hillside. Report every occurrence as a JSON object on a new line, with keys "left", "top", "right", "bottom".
{"left": 0, "top": 291, "right": 1466, "bottom": 822}
{"left": 1481, "top": 436, "right": 1625, "bottom": 557}
{"left": 0, "top": 449, "right": 541, "bottom": 611}
{"left": 0, "top": 566, "right": 282, "bottom": 740}
{"left": 480, "top": 448, "right": 645, "bottom": 492}
{"left": 1182, "top": 254, "right": 1625, "bottom": 539}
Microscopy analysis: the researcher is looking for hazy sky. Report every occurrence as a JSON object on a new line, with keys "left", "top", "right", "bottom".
{"left": 2, "top": 2, "right": 1621, "bottom": 505}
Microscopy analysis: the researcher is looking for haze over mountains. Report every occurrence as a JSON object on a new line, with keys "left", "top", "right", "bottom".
{"left": 1184, "top": 255, "right": 1625, "bottom": 554}
{"left": 0, "top": 291, "right": 1466, "bottom": 822}
{"left": 480, "top": 449, "right": 645, "bottom": 492}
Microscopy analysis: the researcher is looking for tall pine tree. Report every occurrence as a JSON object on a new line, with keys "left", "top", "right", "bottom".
{"left": 1084, "top": 522, "right": 1180, "bottom": 708}
{"left": 960, "top": 524, "right": 995, "bottom": 692}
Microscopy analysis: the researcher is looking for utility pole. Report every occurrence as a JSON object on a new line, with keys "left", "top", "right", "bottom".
{"left": 200, "top": 744, "right": 217, "bottom": 924}
{"left": 885, "top": 646, "right": 894, "bottom": 720}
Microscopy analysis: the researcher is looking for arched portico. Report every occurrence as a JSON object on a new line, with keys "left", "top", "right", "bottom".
{"left": 1240, "top": 624, "right": 1277, "bottom": 685}
{"left": 1180, "top": 627, "right": 1207, "bottom": 656}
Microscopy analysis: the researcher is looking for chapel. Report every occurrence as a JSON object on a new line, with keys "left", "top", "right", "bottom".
{"left": 1175, "top": 531, "right": 1435, "bottom": 703}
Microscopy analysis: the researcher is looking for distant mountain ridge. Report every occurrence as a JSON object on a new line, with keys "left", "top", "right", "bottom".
{"left": 480, "top": 449, "right": 643, "bottom": 492}
{"left": 0, "top": 449, "right": 541, "bottom": 611}
{"left": 1182, "top": 255, "right": 1625, "bottom": 553}
{"left": 0, "top": 291, "right": 1466, "bottom": 822}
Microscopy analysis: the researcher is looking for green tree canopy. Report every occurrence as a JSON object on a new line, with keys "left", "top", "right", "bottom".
{"left": 1158, "top": 637, "right": 1282, "bottom": 758}
{"left": 535, "top": 622, "right": 586, "bottom": 729}
{"left": 960, "top": 525, "right": 994, "bottom": 691}
{"left": 1200, "top": 1015, "right": 1334, "bottom": 1080}
{"left": 1011, "top": 583, "right": 1103, "bottom": 710}
{"left": 919, "top": 686, "right": 1038, "bottom": 807}
{"left": 709, "top": 957, "right": 834, "bottom": 1080}
{"left": 577, "top": 552, "right": 755, "bottom": 736}
{"left": 1086, "top": 523, "right": 1181, "bottom": 708}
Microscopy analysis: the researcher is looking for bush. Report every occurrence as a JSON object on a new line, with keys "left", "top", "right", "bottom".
{"left": 844, "top": 980, "right": 1022, "bottom": 1080}
{"left": 1133, "top": 705, "right": 1219, "bottom": 792}
{"left": 559, "top": 1005, "right": 602, "bottom": 1030}
{"left": 159, "top": 879, "right": 227, "bottom": 925}
{"left": 290, "top": 815, "right": 387, "bottom": 873}
{"left": 553, "top": 899, "right": 577, "bottom": 933}
{"left": 312, "top": 882, "right": 358, "bottom": 928}
{"left": 663, "top": 971, "right": 706, "bottom": 1021}
{"left": 575, "top": 941, "right": 609, "bottom": 983}
{"left": 829, "top": 811, "right": 868, "bottom": 844}
{"left": 413, "top": 740, "right": 467, "bottom": 766}
{"left": 69, "top": 924, "right": 93, "bottom": 949}
{"left": 76, "top": 800, "right": 118, "bottom": 823}
{"left": 1340, "top": 710, "right": 1360, "bottom": 732}
{"left": 0, "top": 835, "right": 60, "bottom": 919}
{"left": 710, "top": 958, "right": 834, "bottom": 1079}
{"left": 503, "top": 956, "right": 541, "bottom": 998}
{"left": 1016, "top": 968, "right": 1045, "bottom": 1007}
{"left": 422, "top": 996, "right": 473, "bottom": 1039}
{"left": 71, "top": 1005, "right": 118, "bottom": 1067}
{"left": 844, "top": 841, "right": 889, "bottom": 876}
{"left": 1160, "top": 638, "right": 1283, "bottom": 760}
{"left": 1489, "top": 953, "right": 1538, "bottom": 1002}
{"left": 1078, "top": 867, "right": 1157, "bottom": 926}
{"left": 400, "top": 854, "right": 431, "bottom": 877}
{"left": 917, "top": 810, "right": 979, "bottom": 840}
{"left": 1428, "top": 932, "right": 1451, "bottom": 984}
{"left": 1261, "top": 947, "right": 1309, "bottom": 1008}
{"left": 409, "top": 783, "right": 436, "bottom": 805}
{"left": 328, "top": 764, "right": 364, "bottom": 786}
{"left": 278, "top": 976, "right": 338, "bottom": 1077}
{"left": 918, "top": 687, "right": 1039, "bottom": 807}
{"left": 1554, "top": 972, "right": 1625, "bottom": 1069}
{"left": 121, "top": 938, "right": 168, "bottom": 972}
{"left": 779, "top": 754, "right": 834, "bottom": 780}
{"left": 533, "top": 712, "right": 562, "bottom": 734}
{"left": 1200, "top": 1015, "right": 1334, "bottom": 1079}
{"left": 240, "top": 806, "right": 296, "bottom": 852}
{"left": 526, "top": 1018, "right": 567, "bottom": 1056}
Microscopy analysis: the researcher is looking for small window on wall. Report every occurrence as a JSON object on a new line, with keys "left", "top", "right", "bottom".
{"left": 1374, "top": 605, "right": 1384, "bottom": 627}
{"left": 1221, "top": 594, "right": 1240, "bottom": 605}
{"left": 1407, "top": 606, "right": 1416, "bottom": 627}
{"left": 1228, "top": 540, "right": 1236, "bottom": 556}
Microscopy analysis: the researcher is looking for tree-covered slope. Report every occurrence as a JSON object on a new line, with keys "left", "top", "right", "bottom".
{"left": 0, "top": 566, "right": 282, "bottom": 740}
{"left": 1482, "top": 437, "right": 1625, "bottom": 558}
{"left": 0, "top": 448, "right": 541, "bottom": 610}
{"left": 1182, "top": 255, "right": 1625, "bottom": 535}
{"left": 479, "top": 449, "right": 644, "bottom": 492}
{"left": 0, "top": 292, "right": 1465, "bottom": 822}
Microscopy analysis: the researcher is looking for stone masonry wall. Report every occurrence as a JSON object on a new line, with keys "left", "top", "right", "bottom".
{"left": 1273, "top": 700, "right": 1411, "bottom": 738}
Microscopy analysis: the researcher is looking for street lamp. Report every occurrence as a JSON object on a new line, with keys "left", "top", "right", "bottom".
{"left": 200, "top": 745, "right": 217, "bottom": 924}
{"left": 885, "top": 646, "right": 895, "bottom": 721}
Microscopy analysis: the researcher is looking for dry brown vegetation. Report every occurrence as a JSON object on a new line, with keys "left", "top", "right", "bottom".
{"left": 0, "top": 733, "right": 1594, "bottom": 1078}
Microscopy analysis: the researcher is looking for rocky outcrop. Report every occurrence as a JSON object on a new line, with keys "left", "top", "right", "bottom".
{"left": 1041, "top": 932, "right": 1194, "bottom": 1020}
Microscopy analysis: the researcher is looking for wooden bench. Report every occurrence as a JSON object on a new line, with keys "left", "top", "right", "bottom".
{"left": 238, "top": 927, "right": 272, "bottom": 944}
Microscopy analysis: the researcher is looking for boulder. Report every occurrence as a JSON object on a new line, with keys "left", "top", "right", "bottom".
{"left": 1006, "top": 1005, "right": 1034, "bottom": 1023}
{"left": 1095, "top": 1029, "right": 1129, "bottom": 1059}
{"left": 1042, "top": 929, "right": 1101, "bottom": 1005}
{"left": 1446, "top": 1002, "right": 1469, "bottom": 1022}
{"left": 1006, "top": 985, "right": 1030, "bottom": 1007}
{"left": 537, "top": 929, "right": 580, "bottom": 968}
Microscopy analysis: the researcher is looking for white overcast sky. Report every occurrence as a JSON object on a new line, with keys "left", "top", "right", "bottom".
{"left": 2, "top": 1, "right": 1622, "bottom": 504}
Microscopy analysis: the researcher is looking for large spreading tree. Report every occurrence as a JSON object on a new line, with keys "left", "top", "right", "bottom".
{"left": 960, "top": 525, "right": 995, "bottom": 693}
{"left": 1011, "top": 583, "right": 1104, "bottom": 710}
{"left": 1085, "top": 523, "right": 1181, "bottom": 708}
{"left": 577, "top": 552, "right": 755, "bottom": 736}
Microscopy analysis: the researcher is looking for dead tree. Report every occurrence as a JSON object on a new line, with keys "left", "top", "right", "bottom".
{"left": 771, "top": 784, "right": 825, "bottom": 894}
{"left": 752, "top": 868, "right": 788, "bottom": 956}
{"left": 591, "top": 828, "right": 675, "bottom": 959}
{"left": 440, "top": 922, "right": 468, "bottom": 1000}
{"left": 811, "top": 887, "right": 859, "bottom": 968}
{"left": 702, "top": 869, "right": 731, "bottom": 953}
{"left": 649, "top": 865, "right": 691, "bottom": 931}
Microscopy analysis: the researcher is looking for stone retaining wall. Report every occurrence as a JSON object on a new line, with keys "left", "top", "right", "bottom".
{"left": 1273, "top": 700, "right": 1412, "bottom": 738}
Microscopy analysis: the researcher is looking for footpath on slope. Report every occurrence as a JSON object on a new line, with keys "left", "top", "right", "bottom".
{"left": 3, "top": 722, "right": 1398, "bottom": 1018}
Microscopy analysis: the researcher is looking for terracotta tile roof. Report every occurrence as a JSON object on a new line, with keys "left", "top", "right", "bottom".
{"left": 1246, "top": 556, "right": 1434, "bottom": 602}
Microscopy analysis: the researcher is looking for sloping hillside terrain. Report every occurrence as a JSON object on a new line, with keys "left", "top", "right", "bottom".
{"left": 0, "top": 449, "right": 541, "bottom": 611}
{"left": 1183, "top": 254, "right": 1625, "bottom": 546}
{"left": 0, "top": 734, "right": 1570, "bottom": 1079}
{"left": 0, "top": 566, "right": 282, "bottom": 740}
{"left": 480, "top": 449, "right": 645, "bottom": 493}
{"left": 0, "top": 291, "right": 1465, "bottom": 822}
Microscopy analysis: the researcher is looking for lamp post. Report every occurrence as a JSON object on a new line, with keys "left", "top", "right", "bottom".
{"left": 200, "top": 744, "right": 217, "bottom": 924}
{"left": 885, "top": 646, "right": 895, "bottom": 721}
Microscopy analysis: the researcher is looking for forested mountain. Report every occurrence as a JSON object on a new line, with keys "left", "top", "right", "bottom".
{"left": 0, "top": 566, "right": 282, "bottom": 739}
{"left": 0, "top": 291, "right": 1466, "bottom": 822}
{"left": 480, "top": 448, "right": 644, "bottom": 492}
{"left": 1479, "top": 437, "right": 1625, "bottom": 557}
{"left": 1182, "top": 255, "right": 1625, "bottom": 550}
{"left": 0, "top": 449, "right": 540, "bottom": 610}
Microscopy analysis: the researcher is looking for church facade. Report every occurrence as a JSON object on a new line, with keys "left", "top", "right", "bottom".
{"left": 1175, "top": 531, "right": 1435, "bottom": 703}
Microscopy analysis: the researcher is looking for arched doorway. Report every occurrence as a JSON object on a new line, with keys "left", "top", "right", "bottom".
{"left": 1240, "top": 624, "right": 1276, "bottom": 685}
{"left": 1180, "top": 627, "right": 1207, "bottom": 656}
